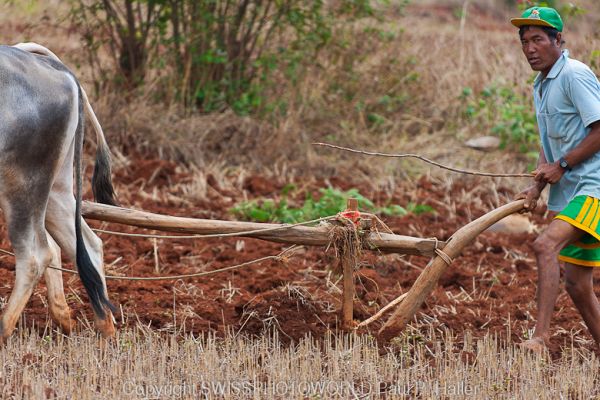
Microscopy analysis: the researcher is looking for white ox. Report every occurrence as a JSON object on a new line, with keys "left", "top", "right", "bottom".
{"left": 0, "top": 42, "right": 117, "bottom": 339}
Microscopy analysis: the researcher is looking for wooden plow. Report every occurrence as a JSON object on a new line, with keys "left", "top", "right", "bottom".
{"left": 82, "top": 198, "right": 525, "bottom": 340}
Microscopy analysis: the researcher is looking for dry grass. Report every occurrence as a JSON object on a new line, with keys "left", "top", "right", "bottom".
{"left": 0, "top": 327, "right": 598, "bottom": 399}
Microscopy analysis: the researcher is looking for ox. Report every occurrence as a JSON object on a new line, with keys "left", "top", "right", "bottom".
{"left": 0, "top": 43, "right": 117, "bottom": 339}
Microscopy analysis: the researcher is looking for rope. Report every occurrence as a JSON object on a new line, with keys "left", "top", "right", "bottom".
{"left": 360, "top": 212, "right": 394, "bottom": 234}
{"left": 91, "top": 215, "right": 338, "bottom": 240}
{"left": 434, "top": 248, "right": 453, "bottom": 265}
{"left": 313, "top": 142, "right": 534, "bottom": 178}
{"left": 430, "top": 237, "right": 453, "bottom": 265}
{"left": 0, "top": 246, "right": 299, "bottom": 281}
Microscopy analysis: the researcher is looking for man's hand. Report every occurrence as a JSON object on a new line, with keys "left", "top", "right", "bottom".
{"left": 533, "top": 161, "right": 565, "bottom": 184}
{"left": 515, "top": 184, "right": 543, "bottom": 211}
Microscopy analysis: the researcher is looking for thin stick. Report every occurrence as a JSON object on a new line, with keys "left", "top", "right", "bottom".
{"left": 313, "top": 142, "right": 534, "bottom": 178}
{"left": 356, "top": 293, "right": 408, "bottom": 328}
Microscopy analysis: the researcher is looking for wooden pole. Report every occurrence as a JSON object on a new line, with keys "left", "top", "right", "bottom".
{"left": 341, "top": 251, "right": 354, "bottom": 329}
{"left": 378, "top": 200, "right": 525, "bottom": 341}
{"left": 82, "top": 201, "right": 446, "bottom": 256}
{"left": 341, "top": 198, "right": 359, "bottom": 329}
{"left": 347, "top": 198, "right": 358, "bottom": 213}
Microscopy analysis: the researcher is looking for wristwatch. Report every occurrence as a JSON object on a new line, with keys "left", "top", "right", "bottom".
{"left": 559, "top": 157, "right": 572, "bottom": 171}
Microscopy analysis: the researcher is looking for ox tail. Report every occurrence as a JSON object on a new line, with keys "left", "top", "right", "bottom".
{"left": 75, "top": 85, "right": 116, "bottom": 319}
{"left": 13, "top": 42, "right": 118, "bottom": 206}
{"left": 81, "top": 89, "right": 118, "bottom": 206}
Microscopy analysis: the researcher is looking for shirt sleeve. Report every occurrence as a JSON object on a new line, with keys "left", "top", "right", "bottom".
{"left": 567, "top": 67, "right": 600, "bottom": 128}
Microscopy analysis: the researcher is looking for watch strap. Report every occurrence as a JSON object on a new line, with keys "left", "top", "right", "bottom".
{"left": 559, "top": 157, "right": 572, "bottom": 171}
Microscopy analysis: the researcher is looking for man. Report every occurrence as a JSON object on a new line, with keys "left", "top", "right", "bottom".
{"left": 512, "top": 7, "right": 600, "bottom": 352}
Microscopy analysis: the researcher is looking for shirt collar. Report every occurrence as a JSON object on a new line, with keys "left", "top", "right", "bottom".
{"left": 534, "top": 49, "right": 569, "bottom": 86}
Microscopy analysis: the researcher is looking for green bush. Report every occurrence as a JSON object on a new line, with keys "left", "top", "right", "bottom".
{"left": 461, "top": 85, "right": 539, "bottom": 160}
{"left": 231, "top": 186, "right": 434, "bottom": 223}
{"left": 509, "top": 0, "right": 585, "bottom": 18}
{"left": 70, "top": 0, "right": 390, "bottom": 114}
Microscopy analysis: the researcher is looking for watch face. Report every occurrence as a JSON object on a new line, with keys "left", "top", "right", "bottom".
{"left": 560, "top": 160, "right": 567, "bottom": 168}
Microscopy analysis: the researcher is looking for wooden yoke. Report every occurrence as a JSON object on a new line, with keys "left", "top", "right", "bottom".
{"left": 378, "top": 199, "right": 526, "bottom": 341}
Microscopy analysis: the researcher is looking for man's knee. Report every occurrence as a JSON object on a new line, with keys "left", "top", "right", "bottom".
{"left": 533, "top": 218, "right": 583, "bottom": 257}
{"left": 565, "top": 276, "right": 593, "bottom": 300}
{"left": 532, "top": 235, "right": 560, "bottom": 256}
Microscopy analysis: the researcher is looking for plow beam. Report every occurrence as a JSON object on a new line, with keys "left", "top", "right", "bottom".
{"left": 82, "top": 201, "right": 446, "bottom": 257}
{"left": 378, "top": 199, "right": 526, "bottom": 341}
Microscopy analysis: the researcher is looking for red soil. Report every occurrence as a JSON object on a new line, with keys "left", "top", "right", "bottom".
{"left": 0, "top": 155, "right": 596, "bottom": 356}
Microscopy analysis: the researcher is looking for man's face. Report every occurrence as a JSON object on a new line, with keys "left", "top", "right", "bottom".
{"left": 520, "top": 26, "right": 562, "bottom": 74}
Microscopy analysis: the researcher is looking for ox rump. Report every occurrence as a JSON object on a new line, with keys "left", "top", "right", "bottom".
{"left": 0, "top": 43, "right": 118, "bottom": 340}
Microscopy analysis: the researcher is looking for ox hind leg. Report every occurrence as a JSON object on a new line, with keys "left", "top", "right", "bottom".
{"left": 45, "top": 183, "right": 115, "bottom": 338}
{"left": 43, "top": 234, "right": 76, "bottom": 334}
{"left": 0, "top": 196, "right": 55, "bottom": 341}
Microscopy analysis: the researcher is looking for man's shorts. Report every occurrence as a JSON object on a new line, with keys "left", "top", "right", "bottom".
{"left": 555, "top": 195, "right": 600, "bottom": 267}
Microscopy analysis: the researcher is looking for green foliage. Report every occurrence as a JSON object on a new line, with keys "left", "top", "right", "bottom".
{"left": 590, "top": 49, "right": 600, "bottom": 71}
{"left": 461, "top": 85, "right": 539, "bottom": 156}
{"left": 513, "top": 0, "right": 558, "bottom": 11}
{"left": 511, "top": 0, "right": 586, "bottom": 18}
{"left": 231, "top": 186, "right": 434, "bottom": 223}
{"left": 71, "top": 0, "right": 387, "bottom": 114}
{"left": 406, "top": 203, "right": 435, "bottom": 215}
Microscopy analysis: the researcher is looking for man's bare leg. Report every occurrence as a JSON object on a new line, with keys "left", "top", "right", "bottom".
{"left": 521, "top": 218, "right": 584, "bottom": 352}
{"left": 565, "top": 262, "right": 600, "bottom": 346}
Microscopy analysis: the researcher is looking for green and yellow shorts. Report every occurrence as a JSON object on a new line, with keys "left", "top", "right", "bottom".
{"left": 556, "top": 195, "right": 600, "bottom": 267}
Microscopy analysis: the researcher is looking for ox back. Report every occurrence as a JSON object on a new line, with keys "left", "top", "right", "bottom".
{"left": 0, "top": 45, "right": 114, "bottom": 321}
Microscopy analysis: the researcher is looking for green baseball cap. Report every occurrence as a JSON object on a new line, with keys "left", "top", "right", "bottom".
{"left": 511, "top": 6, "right": 563, "bottom": 32}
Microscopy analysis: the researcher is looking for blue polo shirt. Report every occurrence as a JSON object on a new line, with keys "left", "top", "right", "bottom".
{"left": 534, "top": 49, "right": 600, "bottom": 211}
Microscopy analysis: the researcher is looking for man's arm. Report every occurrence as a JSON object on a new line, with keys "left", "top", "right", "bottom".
{"left": 534, "top": 147, "right": 549, "bottom": 189}
{"left": 516, "top": 148, "right": 548, "bottom": 210}
{"left": 534, "top": 120, "right": 600, "bottom": 184}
